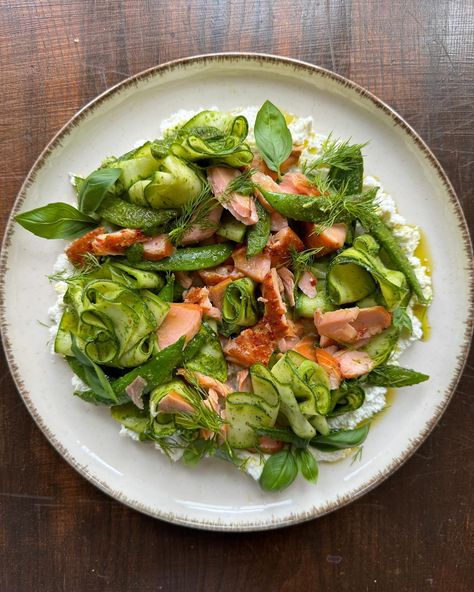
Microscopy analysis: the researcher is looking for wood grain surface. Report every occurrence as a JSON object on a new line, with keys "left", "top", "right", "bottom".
{"left": 1, "top": 1, "right": 473, "bottom": 591}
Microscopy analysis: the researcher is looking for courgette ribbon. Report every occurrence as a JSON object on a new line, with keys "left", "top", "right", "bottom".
{"left": 167, "top": 111, "right": 253, "bottom": 167}
{"left": 222, "top": 278, "right": 258, "bottom": 329}
{"left": 56, "top": 277, "right": 169, "bottom": 368}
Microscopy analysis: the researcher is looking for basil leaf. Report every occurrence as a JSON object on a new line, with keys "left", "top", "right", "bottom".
{"left": 295, "top": 448, "right": 318, "bottom": 483}
{"left": 259, "top": 448, "right": 298, "bottom": 492}
{"left": 256, "top": 426, "right": 308, "bottom": 448}
{"left": 15, "top": 202, "right": 97, "bottom": 239}
{"left": 78, "top": 167, "right": 122, "bottom": 214}
{"left": 254, "top": 101, "right": 292, "bottom": 175}
{"left": 310, "top": 424, "right": 370, "bottom": 452}
{"left": 70, "top": 336, "right": 117, "bottom": 404}
{"left": 365, "top": 365, "right": 429, "bottom": 387}
{"left": 392, "top": 307, "right": 413, "bottom": 334}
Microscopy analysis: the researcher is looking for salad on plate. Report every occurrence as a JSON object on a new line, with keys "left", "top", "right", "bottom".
{"left": 15, "top": 101, "right": 432, "bottom": 491}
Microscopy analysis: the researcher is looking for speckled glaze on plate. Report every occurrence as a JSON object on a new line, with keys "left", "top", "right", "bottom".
{"left": 1, "top": 54, "right": 472, "bottom": 531}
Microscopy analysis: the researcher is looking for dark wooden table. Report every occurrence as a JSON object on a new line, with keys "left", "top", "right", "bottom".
{"left": 1, "top": 1, "right": 473, "bottom": 590}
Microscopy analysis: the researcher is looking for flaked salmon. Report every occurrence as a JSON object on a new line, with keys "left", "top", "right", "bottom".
{"left": 302, "top": 222, "right": 347, "bottom": 256}
{"left": 278, "top": 172, "right": 321, "bottom": 196}
{"left": 156, "top": 303, "right": 202, "bottom": 349}
{"left": 315, "top": 306, "right": 392, "bottom": 347}
{"left": 142, "top": 234, "right": 175, "bottom": 261}
{"left": 315, "top": 348, "right": 342, "bottom": 389}
{"left": 298, "top": 270, "right": 318, "bottom": 298}
{"left": 208, "top": 166, "right": 258, "bottom": 225}
{"left": 335, "top": 350, "right": 375, "bottom": 379}
{"left": 158, "top": 390, "right": 195, "bottom": 414}
{"left": 183, "top": 286, "right": 222, "bottom": 320}
{"left": 91, "top": 228, "right": 147, "bottom": 256}
{"left": 198, "top": 265, "right": 244, "bottom": 285}
{"left": 233, "top": 246, "right": 271, "bottom": 282}
{"left": 181, "top": 205, "right": 223, "bottom": 245}
{"left": 277, "top": 266, "right": 296, "bottom": 307}
{"left": 267, "top": 227, "right": 304, "bottom": 267}
{"left": 66, "top": 226, "right": 105, "bottom": 265}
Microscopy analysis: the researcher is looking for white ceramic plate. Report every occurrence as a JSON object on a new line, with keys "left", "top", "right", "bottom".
{"left": 1, "top": 54, "right": 472, "bottom": 531}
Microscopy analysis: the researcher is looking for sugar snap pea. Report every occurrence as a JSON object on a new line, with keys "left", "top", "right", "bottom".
{"left": 257, "top": 187, "right": 325, "bottom": 222}
{"left": 97, "top": 196, "right": 178, "bottom": 233}
{"left": 134, "top": 243, "right": 234, "bottom": 271}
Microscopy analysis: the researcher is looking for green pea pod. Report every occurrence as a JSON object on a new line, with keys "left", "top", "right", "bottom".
{"left": 246, "top": 200, "right": 270, "bottom": 257}
{"left": 133, "top": 243, "right": 234, "bottom": 271}
{"left": 257, "top": 187, "right": 325, "bottom": 222}
{"left": 222, "top": 278, "right": 258, "bottom": 328}
{"left": 97, "top": 196, "right": 178, "bottom": 233}
{"left": 357, "top": 210, "right": 429, "bottom": 304}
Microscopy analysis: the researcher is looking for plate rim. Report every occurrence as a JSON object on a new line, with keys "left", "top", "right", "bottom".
{"left": 1, "top": 52, "right": 473, "bottom": 532}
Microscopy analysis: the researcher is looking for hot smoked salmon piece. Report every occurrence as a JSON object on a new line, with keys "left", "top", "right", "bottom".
{"left": 66, "top": 227, "right": 105, "bottom": 265}
{"left": 158, "top": 390, "right": 195, "bottom": 414}
{"left": 267, "top": 227, "right": 304, "bottom": 267}
{"left": 208, "top": 167, "right": 258, "bottom": 225}
{"left": 156, "top": 303, "right": 202, "bottom": 350}
{"left": 334, "top": 350, "right": 375, "bottom": 379}
{"left": 142, "top": 234, "right": 175, "bottom": 261}
{"left": 315, "top": 347, "right": 342, "bottom": 389}
{"left": 232, "top": 246, "right": 272, "bottom": 283}
{"left": 91, "top": 228, "right": 147, "bottom": 256}
{"left": 315, "top": 306, "right": 391, "bottom": 347}
{"left": 302, "top": 222, "right": 347, "bottom": 256}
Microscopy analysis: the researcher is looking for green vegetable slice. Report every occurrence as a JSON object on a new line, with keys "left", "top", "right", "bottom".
{"left": 327, "top": 235, "right": 409, "bottom": 310}
{"left": 169, "top": 111, "right": 253, "bottom": 167}
{"left": 74, "top": 338, "right": 185, "bottom": 406}
{"left": 184, "top": 322, "right": 228, "bottom": 382}
{"left": 222, "top": 278, "right": 258, "bottom": 329}
{"left": 328, "top": 382, "right": 365, "bottom": 416}
{"left": 226, "top": 392, "right": 274, "bottom": 448}
{"left": 246, "top": 200, "right": 270, "bottom": 257}
{"left": 133, "top": 243, "right": 234, "bottom": 271}
{"left": 357, "top": 210, "right": 429, "bottom": 304}
{"left": 97, "top": 196, "right": 178, "bottom": 232}
{"left": 142, "top": 155, "right": 204, "bottom": 209}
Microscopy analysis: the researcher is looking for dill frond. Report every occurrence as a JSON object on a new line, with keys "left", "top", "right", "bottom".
{"left": 303, "top": 134, "right": 368, "bottom": 176}
{"left": 219, "top": 168, "right": 257, "bottom": 202}
{"left": 167, "top": 182, "right": 217, "bottom": 246}
{"left": 174, "top": 385, "right": 224, "bottom": 434}
{"left": 48, "top": 252, "right": 101, "bottom": 283}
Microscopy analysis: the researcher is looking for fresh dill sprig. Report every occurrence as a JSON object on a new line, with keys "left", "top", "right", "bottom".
{"left": 350, "top": 446, "right": 364, "bottom": 465}
{"left": 219, "top": 168, "right": 257, "bottom": 201}
{"left": 167, "top": 182, "right": 217, "bottom": 246}
{"left": 307, "top": 186, "right": 380, "bottom": 235}
{"left": 48, "top": 252, "right": 101, "bottom": 283}
{"left": 303, "top": 134, "right": 368, "bottom": 176}
{"left": 174, "top": 385, "right": 224, "bottom": 434}
{"left": 290, "top": 246, "right": 323, "bottom": 278}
